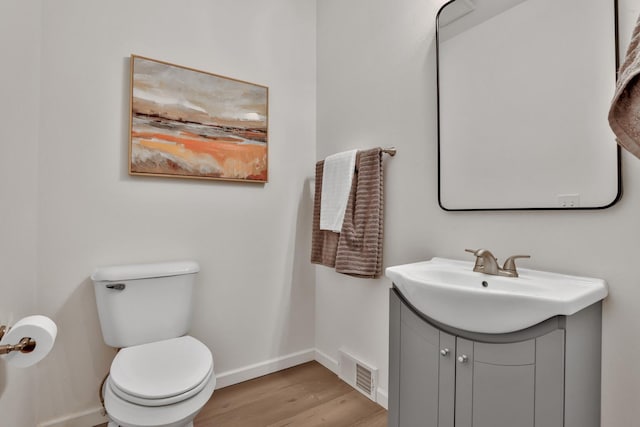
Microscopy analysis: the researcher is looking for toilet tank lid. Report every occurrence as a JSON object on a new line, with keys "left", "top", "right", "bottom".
{"left": 91, "top": 261, "right": 200, "bottom": 282}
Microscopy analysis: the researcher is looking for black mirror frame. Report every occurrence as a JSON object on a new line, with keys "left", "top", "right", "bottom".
{"left": 435, "top": 0, "right": 622, "bottom": 212}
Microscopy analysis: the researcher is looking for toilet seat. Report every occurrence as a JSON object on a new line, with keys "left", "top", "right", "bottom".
{"left": 109, "top": 366, "right": 213, "bottom": 407}
{"left": 109, "top": 336, "right": 213, "bottom": 406}
{"left": 104, "top": 371, "right": 216, "bottom": 427}
{"left": 104, "top": 335, "right": 216, "bottom": 427}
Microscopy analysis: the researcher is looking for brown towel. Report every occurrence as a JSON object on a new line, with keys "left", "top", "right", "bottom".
{"left": 311, "top": 160, "right": 340, "bottom": 268}
{"left": 609, "top": 14, "right": 640, "bottom": 159}
{"left": 311, "top": 148, "right": 384, "bottom": 278}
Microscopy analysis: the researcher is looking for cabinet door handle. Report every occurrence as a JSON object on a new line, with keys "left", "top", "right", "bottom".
{"left": 440, "top": 348, "right": 450, "bottom": 356}
{"left": 457, "top": 354, "right": 469, "bottom": 363}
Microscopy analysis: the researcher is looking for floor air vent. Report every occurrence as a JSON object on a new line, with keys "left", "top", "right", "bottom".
{"left": 356, "top": 363, "right": 373, "bottom": 395}
{"left": 338, "top": 349, "right": 378, "bottom": 401}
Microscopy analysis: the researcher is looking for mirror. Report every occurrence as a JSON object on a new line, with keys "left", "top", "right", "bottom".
{"left": 436, "top": 0, "right": 620, "bottom": 210}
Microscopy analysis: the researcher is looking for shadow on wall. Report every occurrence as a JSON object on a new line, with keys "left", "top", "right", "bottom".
{"left": 271, "top": 176, "right": 316, "bottom": 357}
{"left": 37, "top": 278, "right": 116, "bottom": 422}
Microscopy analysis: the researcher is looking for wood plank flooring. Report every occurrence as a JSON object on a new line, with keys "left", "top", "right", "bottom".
{"left": 96, "top": 361, "right": 387, "bottom": 427}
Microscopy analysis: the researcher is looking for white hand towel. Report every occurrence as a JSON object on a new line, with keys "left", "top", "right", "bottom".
{"left": 320, "top": 149, "right": 358, "bottom": 232}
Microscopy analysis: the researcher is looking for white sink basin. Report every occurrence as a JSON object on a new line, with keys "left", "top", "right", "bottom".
{"left": 385, "top": 257, "right": 608, "bottom": 334}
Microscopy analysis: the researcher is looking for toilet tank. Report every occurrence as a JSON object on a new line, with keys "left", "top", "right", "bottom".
{"left": 91, "top": 261, "right": 200, "bottom": 348}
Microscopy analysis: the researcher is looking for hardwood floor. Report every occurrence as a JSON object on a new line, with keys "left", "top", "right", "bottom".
{"left": 96, "top": 361, "right": 387, "bottom": 426}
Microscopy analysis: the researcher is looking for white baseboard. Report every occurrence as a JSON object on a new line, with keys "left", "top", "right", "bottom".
{"left": 38, "top": 406, "right": 108, "bottom": 427}
{"left": 314, "top": 348, "right": 339, "bottom": 374}
{"left": 376, "top": 387, "right": 388, "bottom": 409}
{"left": 315, "top": 348, "right": 387, "bottom": 409}
{"left": 215, "top": 348, "right": 315, "bottom": 389}
{"left": 38, "top": 348, "right": 385, "bottom": 426}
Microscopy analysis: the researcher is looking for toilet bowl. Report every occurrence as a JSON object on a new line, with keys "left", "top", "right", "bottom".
{"left": 103, "top": 336, "right": 216, "bottom": 427}
{"left": 91, "top": 261, "right": 215, "bottom": 427}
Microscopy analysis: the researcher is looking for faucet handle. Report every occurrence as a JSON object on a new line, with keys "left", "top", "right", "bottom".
{"left": 465, "top": 248, "right": 484, "bottom": 266}
{"left": 465, "top": 248, "right": 496, "bottom": 259}
{"left": 502, "top": 255, "right": 530, "bottom": 277}
{"left": 465, "top": 248, "right": 490, "bottom": 256}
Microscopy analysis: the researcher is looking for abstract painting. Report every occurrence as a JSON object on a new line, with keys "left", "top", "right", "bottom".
{"left": 129, "top": 55, "right": 268, "bottom": 182}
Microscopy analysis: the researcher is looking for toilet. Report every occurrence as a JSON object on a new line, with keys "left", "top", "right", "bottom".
{"left": 91, "top": 261, "right": 215, "bottom": 427}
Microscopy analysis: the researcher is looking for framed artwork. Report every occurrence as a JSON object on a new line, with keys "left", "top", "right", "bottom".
{"left": 129, "top": 55, "right": 268, "bottom": 183}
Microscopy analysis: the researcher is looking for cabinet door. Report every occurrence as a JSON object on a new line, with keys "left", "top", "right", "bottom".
{"left": 438, "top": 331, "right": 456, "bottom": 427}
{"left": 390, "top": 291, "right": 456, "bottom": 427}
{"left": 534, "top": 329, "right": 564, "bottom": 427}
{"left": 456, "top": 338, "right": 536, "bottom": 427}
{"left": 398, "top": 300, "right": 455, "bottom": 427}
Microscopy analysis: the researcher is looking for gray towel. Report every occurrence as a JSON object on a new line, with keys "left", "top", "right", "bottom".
{"left": 311, "top": 148, "right": 384, "bottom": 278}
{"left": 609, "top": 14, "right": 640, "bottom": 159}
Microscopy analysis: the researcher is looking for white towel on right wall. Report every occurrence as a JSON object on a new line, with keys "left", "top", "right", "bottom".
{"left": 320, "top": 150, "right": 357, "bottom": 232}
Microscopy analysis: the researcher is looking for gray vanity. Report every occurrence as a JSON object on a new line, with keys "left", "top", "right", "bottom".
{"left": 386, "top": 257, "right": 608, "bottom": 427}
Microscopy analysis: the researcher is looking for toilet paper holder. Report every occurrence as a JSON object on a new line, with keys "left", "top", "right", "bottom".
{"left": 0, "top": 325, "right": 37, "bottom": 355}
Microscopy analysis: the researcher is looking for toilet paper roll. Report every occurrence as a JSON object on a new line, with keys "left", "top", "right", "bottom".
{"left": 0, "top": 315, "right": 57, "bottom": 368}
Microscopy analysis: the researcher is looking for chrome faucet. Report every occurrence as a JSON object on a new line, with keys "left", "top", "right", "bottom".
{"left": 465, "top": 249, "right": 530, "bottom": 278}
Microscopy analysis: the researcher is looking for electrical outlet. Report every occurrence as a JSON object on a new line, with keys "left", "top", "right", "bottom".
{"left": 557, "top": 194, "right": 580, "bottom": 208}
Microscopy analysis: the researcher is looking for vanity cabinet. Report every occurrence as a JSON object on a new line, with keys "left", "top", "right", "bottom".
{"left": 389, "top": 288, "right": 602, "bottom": 427}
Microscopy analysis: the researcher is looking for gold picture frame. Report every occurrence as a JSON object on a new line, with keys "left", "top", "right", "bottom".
{"left": 129, "top": 55, "right": 268, "bottom": 183}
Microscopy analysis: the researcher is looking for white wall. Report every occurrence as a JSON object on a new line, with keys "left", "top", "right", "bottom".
{"left": 316, "top": 0, "right": 640, "bottom": 425}
{"left": 0, "top": 1, "right": 41, "bottom": 426}
{"left": 30, "top": 0, "right": 316, "bottom": 424}
{"left": 4, "top": 0, "right": 640, "bottom": 425}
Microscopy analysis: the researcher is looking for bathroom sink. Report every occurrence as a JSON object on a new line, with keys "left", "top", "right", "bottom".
{"left": 385, "top": 257, "right": 608, "bottom": 334}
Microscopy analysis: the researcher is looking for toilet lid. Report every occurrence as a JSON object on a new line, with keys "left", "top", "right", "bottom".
{"left": 110, "top": 335, "right": 213, "bottom": 400}
{"left": 108, "top": 366, "right": 213, "bottom": 407}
